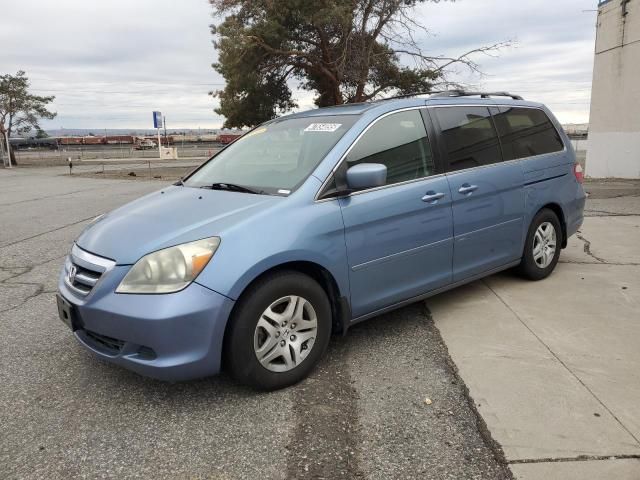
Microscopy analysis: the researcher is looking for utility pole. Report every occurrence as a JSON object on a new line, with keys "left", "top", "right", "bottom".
{"left": 163, "top": 116, "right": 168, "bottom": 146}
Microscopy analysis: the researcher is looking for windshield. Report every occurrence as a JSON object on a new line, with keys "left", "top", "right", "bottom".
{"left": 185, "top": 115, "right": 357, "bottom": 194}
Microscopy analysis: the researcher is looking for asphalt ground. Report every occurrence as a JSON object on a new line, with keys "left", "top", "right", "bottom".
{"left": 0, "top": 168, "right": 512, "bottom": 479}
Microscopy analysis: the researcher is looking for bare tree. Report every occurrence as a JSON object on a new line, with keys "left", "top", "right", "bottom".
{"left": 0, "top": 71, "right": 57, "bottom": 166}
{"left": 210, "top": 0, "right": 509, "bottom": 127}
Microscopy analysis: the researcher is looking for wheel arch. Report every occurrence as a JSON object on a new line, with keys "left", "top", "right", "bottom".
{"left": 538, "top": 203, "right": 568, "bottom": 248}
{"left": 225, "top": 261, "right": 351, "bottom": 339}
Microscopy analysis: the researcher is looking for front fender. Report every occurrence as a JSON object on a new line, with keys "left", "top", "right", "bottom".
{"left": 195, "top": 195, "right": 350, "bottom": 302}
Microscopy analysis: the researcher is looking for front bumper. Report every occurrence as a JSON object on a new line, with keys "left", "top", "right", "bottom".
{"left": 58, "top": 258, "right": 235, "bottom": 381}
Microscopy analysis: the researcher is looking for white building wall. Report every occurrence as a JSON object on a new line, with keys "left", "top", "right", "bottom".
{"left": 587, "top": 0, "right": 640, "bottom": 178}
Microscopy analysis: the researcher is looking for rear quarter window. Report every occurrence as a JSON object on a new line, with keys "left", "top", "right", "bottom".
{"left": 493, "top": 107, "right": 564, "bottom": 161}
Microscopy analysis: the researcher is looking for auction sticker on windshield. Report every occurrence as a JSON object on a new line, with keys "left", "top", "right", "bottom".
{"left": 304, "top": 123, "right": 342, "bottom": 133}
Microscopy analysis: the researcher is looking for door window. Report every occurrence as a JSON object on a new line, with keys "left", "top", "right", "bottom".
{"left": 433, "top": 107, "right": 502, "bottom": 172}
{"left": 345, "top": 109, "right": 435, "bottom": 188}
{"left": 493, "top": 107, "right": 564, "bottom": 160}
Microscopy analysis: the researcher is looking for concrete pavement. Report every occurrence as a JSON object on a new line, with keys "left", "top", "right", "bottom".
{"left": 429, "top": 182, "right": 640, "bottom": 478}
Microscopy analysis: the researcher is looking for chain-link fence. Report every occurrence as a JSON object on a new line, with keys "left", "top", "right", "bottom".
{"left": 53, "top": 159, "right": 204, "bottom": 182}
{"left": 14, "top": 143, "right": 221, "bottom": 165}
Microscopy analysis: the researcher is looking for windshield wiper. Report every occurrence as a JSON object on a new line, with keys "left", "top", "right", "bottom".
{"left": 202, "top": 182, "right": 264, "bottom": 194}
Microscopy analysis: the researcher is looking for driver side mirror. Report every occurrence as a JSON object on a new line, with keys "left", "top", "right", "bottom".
{"left": 345, "top": 163, "right": 387, "bottom": 190}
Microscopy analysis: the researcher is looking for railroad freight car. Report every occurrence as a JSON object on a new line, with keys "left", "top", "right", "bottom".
{"left": 9, "top": 138, "right": 59, "bottom": 150}
{"left": 216, "top": 133, "right": 243, "bottom": 145}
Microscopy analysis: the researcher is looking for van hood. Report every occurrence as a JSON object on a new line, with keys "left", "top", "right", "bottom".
{"left": 76, "top": 185, "right": 281, "bottom": 264}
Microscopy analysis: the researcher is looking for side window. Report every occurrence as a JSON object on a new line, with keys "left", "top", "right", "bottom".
{"left": 345, "top": 109, "right": 435, "bottom": 188}
{"left": 493, "top": 107, "right": 564, "bottom": 161}
{"left": 433, "top": 106, "right": 502, "bottom": 172}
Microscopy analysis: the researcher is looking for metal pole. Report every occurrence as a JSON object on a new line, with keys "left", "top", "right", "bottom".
{"left": 163, "top": 117, "right": 168, "bottom": 146}
{"left": 157, "top": 127, "right": 162, "bottom": 160}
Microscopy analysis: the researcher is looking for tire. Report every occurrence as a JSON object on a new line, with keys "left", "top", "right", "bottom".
{"left": 223, "top": 271, "right": 332, "bottom": 390}
{"left": 517, "top": 208, "right": 563, "bottom": 281}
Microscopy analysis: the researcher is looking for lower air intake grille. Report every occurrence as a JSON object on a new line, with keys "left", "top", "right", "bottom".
{"left": 84, "top": 330, "right": 125, "bottom": 354}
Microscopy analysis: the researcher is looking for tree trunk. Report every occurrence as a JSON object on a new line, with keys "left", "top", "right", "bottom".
{"left": 3, "top": 131, "right": 17, "bottom": 166}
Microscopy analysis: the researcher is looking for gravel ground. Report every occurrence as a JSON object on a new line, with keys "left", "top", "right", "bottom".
{"left": 0, "top": 167, "right": 517, "bottom": 479}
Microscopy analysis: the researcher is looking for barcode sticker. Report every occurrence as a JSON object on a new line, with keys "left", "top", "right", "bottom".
{"left": 304, "top": 123, "right": 342, "bottom": 133}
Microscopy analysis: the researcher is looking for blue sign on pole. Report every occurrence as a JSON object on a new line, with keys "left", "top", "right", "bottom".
{"left": 153, "top": 111, "right": 163, "bottom": 129}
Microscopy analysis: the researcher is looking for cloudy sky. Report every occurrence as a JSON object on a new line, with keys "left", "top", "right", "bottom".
{"left": 0, "top": 0, "right": 597, "bottom": 130}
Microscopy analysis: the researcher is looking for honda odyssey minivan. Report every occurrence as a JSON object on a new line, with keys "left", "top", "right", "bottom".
{"left": 57, "top": 91, "right": 586, "bottom": 390}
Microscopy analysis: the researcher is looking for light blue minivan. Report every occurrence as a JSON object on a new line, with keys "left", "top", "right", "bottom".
{"left": 57, "top": 91, "right": 586, "bottom": 390}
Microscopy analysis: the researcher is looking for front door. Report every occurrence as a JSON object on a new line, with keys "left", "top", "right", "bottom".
{"left": 337, "top": 109, "right": 454, "bottom": 318}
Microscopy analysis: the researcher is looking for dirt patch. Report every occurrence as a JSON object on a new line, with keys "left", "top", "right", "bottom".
{"left": 74, "top": 166, "right": 195, "bottom": 182}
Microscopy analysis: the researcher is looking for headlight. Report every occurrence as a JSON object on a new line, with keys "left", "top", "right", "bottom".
{"left": 116, "top": 237, "right": 220, "bottom": 294}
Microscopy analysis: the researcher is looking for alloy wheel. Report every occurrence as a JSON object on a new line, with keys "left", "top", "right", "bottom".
{"left": 253, "top": 295, "right": 318, "bottom": 372}
{"left": 533, "top": 221, "right": 557, "bottom": 268}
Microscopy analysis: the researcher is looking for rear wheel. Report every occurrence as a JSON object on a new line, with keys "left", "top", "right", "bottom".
{"left": 224, "top": 271, "right": 332, "bottom": 390}
{"left": 517, "top": 209, "right": 562, "bottom": 280}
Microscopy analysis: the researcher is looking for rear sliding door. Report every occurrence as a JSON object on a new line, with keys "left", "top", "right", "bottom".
{"left": 430, "top": 105, "right": 525, "bottom": 282}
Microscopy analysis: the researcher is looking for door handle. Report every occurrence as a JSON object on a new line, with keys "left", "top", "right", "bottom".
{"left": 458, "top": 184, "right": 478, "bottom": 195}
{"left": 422, "top": 191, "right": 445, "bottom": 203}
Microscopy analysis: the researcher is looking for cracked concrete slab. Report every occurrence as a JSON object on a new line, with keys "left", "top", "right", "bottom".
{"left": 486, "top": 263, "right": 640, "bottom": 442}
{"left": 511, "top": 458, "right": 640, "bottom": 480}
{"left": 583, "top": 180, "right": 640, "bottom": 218}
{"left": 559, "top": 234, "right": 597, "bottom": 264}
{"left": 575, "top": 217, "right": 640, "bottom": 265}
{"left": 427, "top": 279, "right": 640, "bottom": 461}
{"left": 585, "top": 197, "right": 640, "bottom": 218}
{"left": 429, "top": 210, "right": 640, "bottom": 478}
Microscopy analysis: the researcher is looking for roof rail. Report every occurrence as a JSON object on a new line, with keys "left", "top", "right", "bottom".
{"left": 372, "top": 91, "right": 443, "bottom": 102}
{"left": 430, "top": 89, "right": 524, "bottom": 100}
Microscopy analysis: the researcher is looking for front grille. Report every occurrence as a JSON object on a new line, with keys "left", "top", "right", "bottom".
{"left": 65, "top": 261, "right": 101, "bottom": 294}
{"left": 84, "top": 330, "right": 125, "bottom": 354}
{"left": 64, "top": 244, "right": 115, "bottom": 297}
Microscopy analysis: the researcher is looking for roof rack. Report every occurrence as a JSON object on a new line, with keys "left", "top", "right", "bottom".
{"left": 374, "top": 90, "right": 445, "bottom": 102}
{"left": 430, "top": 89, "right": 524, "bottom": 100}
{"left": 376, "top": 89, "right": 524, "bottom": 102}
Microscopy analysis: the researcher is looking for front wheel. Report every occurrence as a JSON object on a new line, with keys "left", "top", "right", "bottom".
{"left": 517, "top": 208, "right": 563, "bottom": 280}
{"left": 224, "top": 271, "right": 332, "bottom": 390}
